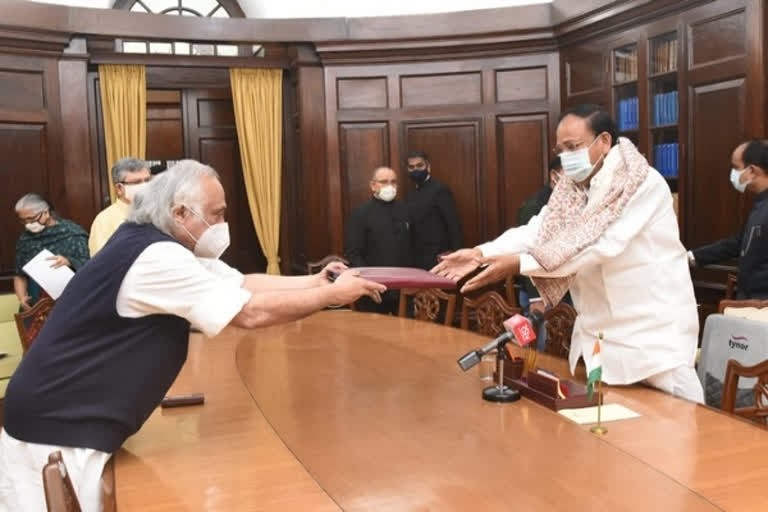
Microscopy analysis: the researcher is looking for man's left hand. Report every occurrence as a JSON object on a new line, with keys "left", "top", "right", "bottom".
{"left": 461, "top": 253, "right": 521, "bottom": 294}
{"left": 316, "top": 260, "right": 349, "bottom": 286}
{"left": 47, "top": 255, "right": 70, "bottom": 269}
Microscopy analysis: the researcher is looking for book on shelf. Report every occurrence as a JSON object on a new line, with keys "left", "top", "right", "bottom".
{"left": 615, "top": 48, "right": 638, "bottom": 82}
{"left": 653, "top": 91, "right": 678, "bottom": 126}
{"left": 654, "top": 142, "right": 679, "bottom": 177}
{"left": 653, "top": 38, "right": 678, "bottom": 74}
{"left": 618, "top": 97, "right": 639, "bottom": 131}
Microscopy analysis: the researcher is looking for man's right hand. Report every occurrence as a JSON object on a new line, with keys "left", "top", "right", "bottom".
{"left": 19, "top": 295, "right": 32, "bottom": 311}
{"left": 332, "top": 271, "right": 387, "bottom": 305}
{"left": 431, "top": 248, "right": 483, "bottom": 281}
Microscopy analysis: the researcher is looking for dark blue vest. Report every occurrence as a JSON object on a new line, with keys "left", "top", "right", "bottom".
{"left": 4, "top": 223, "right": 191, "bottom": 453}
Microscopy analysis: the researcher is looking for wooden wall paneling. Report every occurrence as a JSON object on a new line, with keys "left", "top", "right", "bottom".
{"left": 338, "top": 122, "right": 390, "bottom": 222}
{"left": 183, "top": 88, "right": 266, "bottom": 273}
{"left": 279, "top": 69, "right": 298, "bottom": 275}
{"left": 561, "top": 43, "right": 608, "bottom": 109}
{"left": 86, "top": 71, "right": 110, "bottom": 211}
{"left": 59, "top": 38, "right": 97, "bottom": 230}
{"left": 744, "top": 0, "right": 766, "bottom": 139}
{"left": 400, "top": 72, "right": 482, "bottom": 107}
{"left": 402, "top": 119, "right": 484, "bottom": 247}
{"left": 0, "top": 54, "right": 62, "bottom": 293}
{"left": 295, "top": 63, "right": 331, "bottom": 264}
{"left": 496, "top": 114, "right": 549, "bottom": 233}
{"left": 337, "top": 77, "right": 388, "bottom": 110}
{"left": 146, "top": 89, "right": 184, "bottom": 161}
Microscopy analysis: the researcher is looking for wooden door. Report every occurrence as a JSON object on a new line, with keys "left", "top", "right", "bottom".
{"left": 183, "top": 88, "right": 266, "bottom": 273}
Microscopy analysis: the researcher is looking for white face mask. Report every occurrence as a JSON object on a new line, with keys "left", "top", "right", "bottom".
{"left": 377, "top": 185, "right": 397, "bottom": 202}
{"left": 730, "top": 167, "right": 751, "bottom": 193}
{"left": 25, "top": 222, "right": 45, "bottom": 234}
{"left": 180, "top": 207, "right": 230, "bottom": 259}
{"left": 559, "top": 136, "right": 603, "bottom": 183}
{"left": 122, "top": 182, "right": 149, "bottom": 203}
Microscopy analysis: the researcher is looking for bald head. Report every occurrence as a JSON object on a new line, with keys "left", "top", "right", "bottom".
{"left": 370, "top": 166, "right": 398, "bottom": 200}
{"left": 732, "top": 142, "right": 748, "bottom": 169}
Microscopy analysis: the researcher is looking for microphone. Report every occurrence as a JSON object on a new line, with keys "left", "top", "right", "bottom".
{"left": 457, "top": 314, "right": 537, "bottom": 371}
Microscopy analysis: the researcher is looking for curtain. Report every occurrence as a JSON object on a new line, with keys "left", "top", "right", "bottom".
{"left": 98, "top": 64, "right": 146, "bottom": 203}
{"left": 229, "top": 68, "right": 283, "bottom": 275}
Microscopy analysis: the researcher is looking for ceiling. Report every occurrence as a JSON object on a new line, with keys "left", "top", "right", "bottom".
{"left": 24, "top": 0, "right": 554, "bottom": 18}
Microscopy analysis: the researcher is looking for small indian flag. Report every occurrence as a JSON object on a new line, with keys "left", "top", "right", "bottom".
{"left": 586, "top": 334, "right": 603, "bottom": 400}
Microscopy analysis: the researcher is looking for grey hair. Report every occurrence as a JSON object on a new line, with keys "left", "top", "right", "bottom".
{"left": 371, "top": 166, "right": 394, "bottom": 181}
{"left": 126, "top": 159, "right": 220, "bottom": 236}
{"left": 111, "top": 157, "right": 147, "bottom": 185}
{"left": 15, "top": 193, "right": 50, "bottom": 214}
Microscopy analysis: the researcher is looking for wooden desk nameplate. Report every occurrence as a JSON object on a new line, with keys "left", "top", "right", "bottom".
{"left": 496, "top": 358, "right": 601, "bottom": 411}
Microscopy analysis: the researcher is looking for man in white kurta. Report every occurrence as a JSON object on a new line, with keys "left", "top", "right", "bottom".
{"left": 435, "top": 105, "right": 704, "bottom": 402}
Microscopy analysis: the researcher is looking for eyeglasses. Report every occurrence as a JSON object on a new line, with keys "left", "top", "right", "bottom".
{"left": 18, "top": 211, "right": 46, "bottom": 225}
{"left": 118, "top": 176, "right": 153, "bottom": 185}
{"left": 552, "top": 134, "right": 603, "bottom": 155}
{"left": 372, "top": 179, "right": 397, "bottom": 185}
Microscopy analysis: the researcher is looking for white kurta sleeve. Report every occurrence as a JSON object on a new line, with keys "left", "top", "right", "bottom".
{"left": 519, "top": 173, "right": 667, "bottom": 278}
{"left": 116, "top": 242, "right": 253, "bottom": 337}
{"left": 477, "top": 207, "right": 546, "bottom": 257}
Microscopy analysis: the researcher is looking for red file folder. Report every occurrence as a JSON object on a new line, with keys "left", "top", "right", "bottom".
{"left": 331, "top": 267, "right": 456, "bottom": 290}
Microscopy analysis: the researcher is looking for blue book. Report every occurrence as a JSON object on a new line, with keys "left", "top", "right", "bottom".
{"left": 672, "top": 143, "right": 679, "bottom": 176}
{"left": 663, "top": 144, "right": 670, "bottom": 176}
{"left": 662, "top": 93, "right": 669, "bottom": 125}
{"left": 653, "top": 95, "right": 660, "bottom": 126}
{"left": 654, "top": 145, "right": 663, "bottom": 175}
{"left": 673, "top": 91, "right": 678, "bottom": 124}
{"left": 618, "top": 100, "right": 624, "bottom": 131}
{"left": 632, "top": 97, "right": 638, "bottom": 129}
{"left": 666, "top": 143, "right": 674, "bottom": 176}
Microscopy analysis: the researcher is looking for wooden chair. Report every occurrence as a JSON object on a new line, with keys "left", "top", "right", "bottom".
{"left": 718, "top": 299, "right": 768, "bottom": 314}
{"left": 43, "top": 451, "right": 81, "bottom": 512}
{"left": 725, "top": 273, "right": 738, "bottom": 300}
{"left": 542, "top": 302, "right": 577, "bottom": 358}
{"left": 306, "top": 254, "right": 349, "bottom": 275}
{"left": 721, "top": 358, "right": 768, "bottom": 426}
{"left": 460, "top": 290, "right": 520, "bottom": 336}
{"left": 503, "top": 276, "right": 519, "bottom": 309}
{"left": 14, "top": 297, "right": 55, "bottom": 354}
{"left": 398, "top": 288, "right": 457, "bottom": 327}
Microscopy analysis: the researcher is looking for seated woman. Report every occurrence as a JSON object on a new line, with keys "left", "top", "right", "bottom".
{"left": 14, "top": 194, "right": 89, "bottom": 310}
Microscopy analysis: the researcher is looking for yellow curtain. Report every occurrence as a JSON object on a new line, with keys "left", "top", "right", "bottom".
{"left": 230, "top": 68, "right": 283, "bottom": 275}
{"left": 98, "top": 64, "right": 146, "bottom": 203}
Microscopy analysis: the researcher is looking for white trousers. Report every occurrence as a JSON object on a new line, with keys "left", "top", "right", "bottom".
{"left": 0, "top": 429, "right": 111, "bottom": 512}
{"left": 644, "top": 365, "right": 705, "bottom": 403}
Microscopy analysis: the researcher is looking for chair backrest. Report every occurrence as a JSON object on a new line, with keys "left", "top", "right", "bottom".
{"left": 503, "top": 276, "right": 519, "bottom": 309}
{"left": 399, "top": 288, "right": 457, "bottom": 326}
{"left": 721, "top": 358, "right": 768, "bottom": 426}
{"left": 14, "top": 297, "right": 55, "bottom": 354}
{"left": 725, "top": 273, "right": 738, "bottom": 300}
{"left": 43, "top": 451, "right": 81, "bottom": 512}
{"left": 307, "top": 254, "right": 349, "bottom": 275}
{"left": 718, "top": 299, "right": 768, "bottom": 315}
{"left": 460, "top": 290, "right": 520, "bottom": 336}
{"left": 543, "top": 302, "right": 577, "bottom": 358}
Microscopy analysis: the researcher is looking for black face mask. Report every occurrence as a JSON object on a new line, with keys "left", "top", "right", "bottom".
{"left": 409, "top": 169, "right": 428, "bottom": 183}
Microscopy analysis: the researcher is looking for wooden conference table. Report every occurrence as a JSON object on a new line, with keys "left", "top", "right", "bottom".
{"left": 116, "top": 311, "right": 768, "bottom": 511}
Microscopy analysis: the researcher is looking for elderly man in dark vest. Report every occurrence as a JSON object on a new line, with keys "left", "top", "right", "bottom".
{"left": 0, "top": 160, "right": 386, "bottom": 512}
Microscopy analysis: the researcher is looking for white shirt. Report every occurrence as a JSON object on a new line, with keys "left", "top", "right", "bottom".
{"left": 116, "top": 242, "right": 252, "bottom": 338}
{"left": 478, "top": 146, "right": 699, "bottom": 384}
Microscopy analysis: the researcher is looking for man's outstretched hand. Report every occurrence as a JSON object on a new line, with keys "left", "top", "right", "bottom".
{"left": 431, "top": 248, "right": 483, "bottom": 282}
{"left": 460, "top": 253, "right": 521, "bottom": 294}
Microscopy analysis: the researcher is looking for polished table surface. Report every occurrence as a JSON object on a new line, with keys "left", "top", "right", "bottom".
{"left": 116, "top": 311, "right": 768, "bottom": 511}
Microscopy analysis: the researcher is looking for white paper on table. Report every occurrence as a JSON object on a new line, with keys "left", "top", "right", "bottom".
{"left": 21, "top": 249, "right": 74, "bottom": 300}
{"left": 558, "top": 403, "right": 641, "bottom": 424}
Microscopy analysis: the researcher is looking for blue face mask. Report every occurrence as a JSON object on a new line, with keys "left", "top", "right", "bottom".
{"left": 409, "top": 169, "right": 429, "bottom": 183}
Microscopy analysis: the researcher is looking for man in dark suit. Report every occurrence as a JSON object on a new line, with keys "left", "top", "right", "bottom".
{"left": 689, "top": 139, "right": 768, "bottom": 299}
{"left": 345, "top": 166, "right": 412, "bottom": 313}
{"left": 405, "top": 150, "right": 463, "bottom": 270}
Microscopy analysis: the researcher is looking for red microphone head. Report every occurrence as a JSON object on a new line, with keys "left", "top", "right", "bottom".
{"left": 503, "top": 314, "right": 537, "bottom": 347}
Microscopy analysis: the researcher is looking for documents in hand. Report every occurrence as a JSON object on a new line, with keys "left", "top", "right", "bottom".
{"left": 21, "top": 249, "right": 74, "bottom": 300}
{"left": 331, "top": 267, "right": 456, "bottom": 289}
{"left": 558, "top": 403, "right": 641, "bottom": 424}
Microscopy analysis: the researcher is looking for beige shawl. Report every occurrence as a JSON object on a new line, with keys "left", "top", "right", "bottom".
{"left": 530, "top": 137, "right": 650, "bottom": 306}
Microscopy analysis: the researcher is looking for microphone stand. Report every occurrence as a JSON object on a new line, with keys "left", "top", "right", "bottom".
{"left": 482, "top": 339, "right": 521, "bottom": 403}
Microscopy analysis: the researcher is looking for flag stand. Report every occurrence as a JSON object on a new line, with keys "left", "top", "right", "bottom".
{"left": 590, "top": 378, "right": 607, "bottom": 435}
